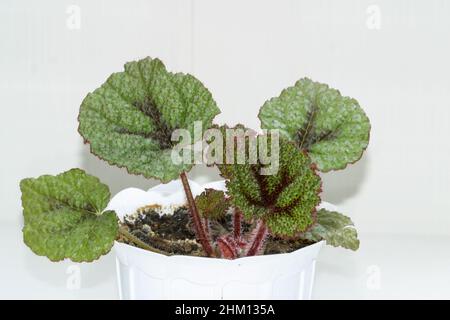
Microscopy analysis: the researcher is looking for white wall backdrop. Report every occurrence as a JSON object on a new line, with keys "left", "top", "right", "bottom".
{"left": 1, "top": 0, "right": 450, "bottom": 239}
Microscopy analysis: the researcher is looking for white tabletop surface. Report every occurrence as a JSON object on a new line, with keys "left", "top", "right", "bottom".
{"left": 1, "top": 221, "right": 449, "bottom": 300}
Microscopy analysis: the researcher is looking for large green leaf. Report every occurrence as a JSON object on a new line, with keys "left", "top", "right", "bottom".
{"left": 78, "top": 57, "right": 220, "bottom": 183}
{"left": 303, "top": 209, "right": 360, "bottom": 250}
{"left": 20, "top": 169, "right": 118, "bottom": 262}
{"left": 221, "top": 138, "right": 322, "bottom": 237}
{"left": 258, "top": 78, "right": 370, "bottom": 172}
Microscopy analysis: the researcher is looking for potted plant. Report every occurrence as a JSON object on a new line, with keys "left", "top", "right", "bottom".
{"left": 19, "top": 57, "right": 370, "bottom": 299}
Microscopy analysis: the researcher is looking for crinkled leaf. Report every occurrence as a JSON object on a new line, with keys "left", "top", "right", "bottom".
{"left": 303, "top": 209, "right": 359, "bottom": 251}
{"left": 20, "top": 169, "right": 118, "bottom": 262}
{"left": 195, "top": 189, "right": 229, "bottom": 220}
{"left": 222, "top": 138, "right": 322, "bottom": 236}
{"left": 78, "top": 57, "right": 220, "bottom": 183}
{"left": 258, "top": 78, "right": 370, "bottom": 172}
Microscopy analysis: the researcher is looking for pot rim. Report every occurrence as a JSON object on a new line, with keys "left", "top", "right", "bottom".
{"left": 114, "top": 240, "right": 325, "bottom": 264}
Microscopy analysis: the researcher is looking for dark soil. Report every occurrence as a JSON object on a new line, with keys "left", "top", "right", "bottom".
{"left": 120, "top": 206, "right": 205, "bottom": 256}
{"left": 118, "top": 205, "right": 314, "bottom": 257}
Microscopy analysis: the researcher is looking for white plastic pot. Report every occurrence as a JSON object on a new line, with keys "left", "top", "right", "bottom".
{"left": 107, "top": 180, "right": 333, "bottom": 300}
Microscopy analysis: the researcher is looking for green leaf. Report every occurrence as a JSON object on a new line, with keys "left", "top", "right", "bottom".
{"left": 303, "top": 209, "right": 360, "bottom": 251}
{"left": 258, "top": 78, "right": 370, "bottom": 172}
{"left": 20, "top": 169, "right": 118, "bottom": 262}
{"left": 222, "top": 138, "right": 322, "bottom": 237}
{"left": 78, "top": 57, "right": 220, "bottom": 183}
{"left": 195, "top": 189, "right": 229, "bottom": 220}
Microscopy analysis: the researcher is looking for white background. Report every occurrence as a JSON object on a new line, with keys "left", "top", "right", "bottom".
{"left": 1, "top": 0, "right": 450, "bottom": 299}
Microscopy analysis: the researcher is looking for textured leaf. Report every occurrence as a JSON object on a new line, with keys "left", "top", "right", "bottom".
{"left": 258, "top": 78, "right": 370, "bottom": 172}
{"left": 20, "top": 169, "right": 118, "bottom": 262}
{"left": 195, "top": 189, "right": 229, "bottom": 220}
{"left": 303, "top": 209, "right": 359, "bottom": 250}
{"left": 78, "top": 57, "right": 220, "bottom": 183}
{"left": 222, "top": 138, "right": 322, "bottom": 237}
